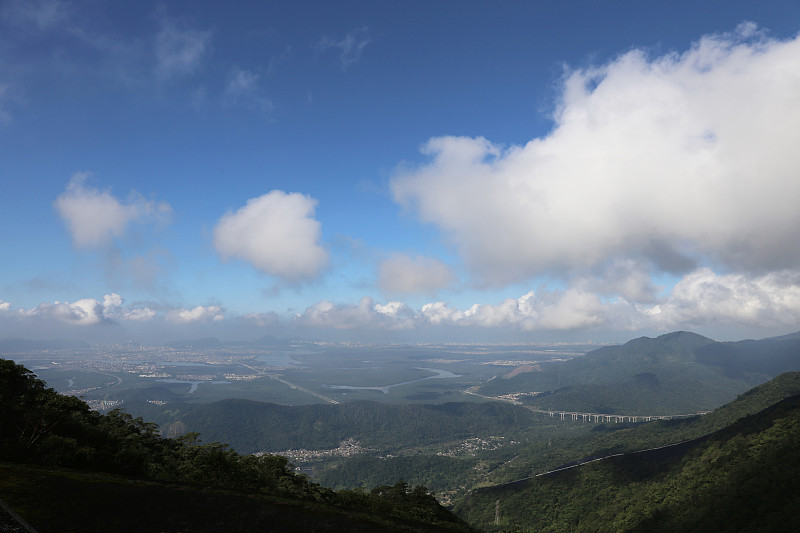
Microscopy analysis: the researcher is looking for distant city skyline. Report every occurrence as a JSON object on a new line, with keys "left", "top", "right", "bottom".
{"left": 2, "top": 1, "right": 800, "bottom": 344}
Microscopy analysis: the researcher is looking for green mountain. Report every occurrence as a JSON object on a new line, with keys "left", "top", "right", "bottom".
{"left": 126, "top": 399, "right": 542, "bottom": 454}
{"left": 0, "top": 359, "right": 474, "bottom": 533}
{"left": 455, "top": 372, "right": 800, "bottom": 532}
{"left": 479, "top": 331, "right": 800, "bottom": 414}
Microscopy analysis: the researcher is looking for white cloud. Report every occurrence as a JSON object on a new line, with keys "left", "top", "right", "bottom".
{"left": 9, "top": 293, "right": 156, "bottom": 326}
{"left": 17, "top": 298, "right": 105, "bottom": 326}
{"left": 224, "top": 68, "right": 273, "bottom": 112}
{"left": 419, "top": 289, "right": 611, "bottom": 331}
{"left": 1, "top": 0, "right": 70, "bottom": 31}
{"left": 374, "top": 301, "right": 414, "bottom": 319}
{"left": 213, "top": 190, "right": 329, "bottom": 282}
{"left": 293, "top": 263, "right": 800, "bottom": 334}
{"left": 103, "top": 293, "right": 123, "bottom": 310}
{"left": 527, "top": 289, "right": 609, "bottom": 330}
{"left": 240, "top": 312, "right": 280, "bottom": 328}
{"left": 154, "top": 13, "right": 211, "bottom": 80}
{"left": 54, "top": 173, "right": 171, "bottom": 248}
{"left": 646, "top": 268, "right": 800, "bottom": 329}
{"left": 296, "top": 297, "right": 415, "bottom": 330}
{"left": 47, "top": 299, "right": 106, "bottom": 325}
{"left": 166, "top": 305, "right": 224, "bottom": 324}
{"left": 392, "top": 25, "right": 800, "bottom": 286}
{"left": 378, "top": 254, "right": 455, "bottom": 295}
{"left": 317, "top": 27, "right": 370, "bottom": 70}
{"left": 583, "top": 259, "right": 661, "bottom": 304}
{"left": 419, "top": 301, "right": 466, "bottom": 326}
{"left": 293, "top": 291, "right": 602, "bottom": 332}
{"left": 102, "top": 293, "right": 156, "bottom": 321}
{"left": 226, "top": 68, "right": 258, "bottom": 96}
{"left": 0, "top": 83, "right": 12, "bottom": 124}
{"left": 119, "top": 307, "right": 157, "bottom": 322}
{"left": 4, "top": 269, "right": 798, "bottom": 337}
{"left": 297, "top": 298, "right": 374, "bottom": 329}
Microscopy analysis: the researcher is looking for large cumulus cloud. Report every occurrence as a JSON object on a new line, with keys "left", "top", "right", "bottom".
{"left": 213, "top": 190, "right": 329, "bottom": 282}
{"left": 645, "top": 268, "right": 800, "bottom": 329}
{"left": 392, "top": 24, "right": 800, "bottom": 286}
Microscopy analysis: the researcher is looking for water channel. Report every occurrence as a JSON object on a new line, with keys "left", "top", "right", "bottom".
{"left": 323, "top": 367, "right": 461, "bottom": 394}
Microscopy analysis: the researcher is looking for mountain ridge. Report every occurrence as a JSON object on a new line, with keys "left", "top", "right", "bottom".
{"left": 479, "top": 329, "right": 800, "bottom": 415}
{"left": 456, "top": 372, "right": 800, "bottom": 531}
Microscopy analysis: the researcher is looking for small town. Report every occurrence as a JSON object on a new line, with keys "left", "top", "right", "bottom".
{"left": 267, "top": 438, "right": 367, "bottom": 463}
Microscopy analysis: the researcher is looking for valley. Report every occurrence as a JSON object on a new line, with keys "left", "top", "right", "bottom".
{"left": 2, "top": 330, "right": 799, "bottom": 531}
{"left": 5, "top": 338, "right": 593, "bottom": 408}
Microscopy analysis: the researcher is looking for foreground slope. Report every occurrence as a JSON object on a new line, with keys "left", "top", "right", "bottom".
{"left": 0, "top": 359, "right": 474, "bottom": 533}
{"left": 456, "top": 372, "right": 800, "bottom": 532}
{"left": 0, "top": 464, "right": 467, "bottom": 533}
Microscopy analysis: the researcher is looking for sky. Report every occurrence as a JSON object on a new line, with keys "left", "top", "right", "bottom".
{"left": 2, "top": 0, "right": 800, "bottom": 345}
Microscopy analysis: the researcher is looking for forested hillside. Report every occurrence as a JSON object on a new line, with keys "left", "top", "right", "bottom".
{"left": 480, "top": 331, "right": 800, "bottom": 414}
{"left": 3, "top": 330, "right": 799, "bottom": 532}
{"left": 455, "top": 373, "right": 800, "bottom": 531}
{"left": 128, "top": 399, "right": 543, "bottom": 454}
{"left": 0, "top": 359, "right": 474, "bottom": 532}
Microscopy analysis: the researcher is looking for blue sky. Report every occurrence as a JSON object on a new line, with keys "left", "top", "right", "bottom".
{"left": 2, "top": 0, "right": 800, "bottom": 344}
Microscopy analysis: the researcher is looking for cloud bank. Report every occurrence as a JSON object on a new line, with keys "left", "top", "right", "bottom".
{"left": 291, "top": 267, "right": 800, "bottom": 334}
{"left": 213, "top": 190, "right": 329, "bottom": 282}
{"left": 2, "top": 267, "right": 799, "bottom": 340}
{"left": 2, "top": 293, "right": 155, "bottom": 326}
{"left": 392, "top": 24, "right": 800, "bottom": 287}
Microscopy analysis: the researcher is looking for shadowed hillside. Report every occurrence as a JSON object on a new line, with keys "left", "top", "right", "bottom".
{"left": 0, "top": 359, "right": 474, "bottom": 533}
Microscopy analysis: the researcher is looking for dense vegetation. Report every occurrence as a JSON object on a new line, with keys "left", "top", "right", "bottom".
{"left": 0, "top": 359, "right": 474, "bottom": 532}
{"left": 3, "top": 329, "right": 799, "bottom": 531}
{"left": 481, "top": 331, "right": 800, "bottom": 414}
{"left": 122, "top": 394, "right": 599, "bottom": 498}
{"left": 127, "top": 398, "right": 546, "bottom": 454}
{"left": 455, "top": 373, "right": 800, "bottom": 531}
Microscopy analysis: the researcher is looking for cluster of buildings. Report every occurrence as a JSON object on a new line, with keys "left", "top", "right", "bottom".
{"left": 267, "top": 438, "right": 367, "bottom": 463}
{"left": 436, "top": 436, "right": 511, "bottom": 457}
